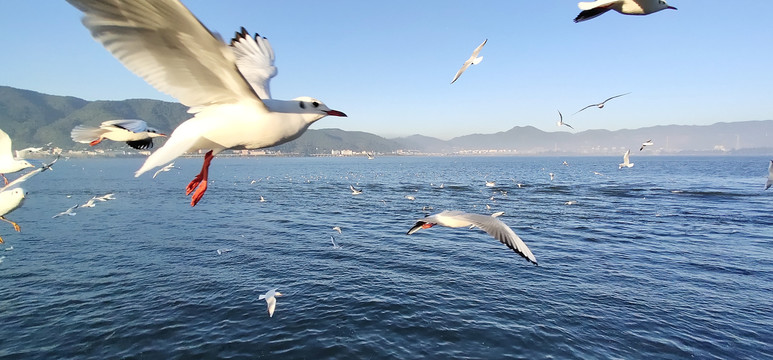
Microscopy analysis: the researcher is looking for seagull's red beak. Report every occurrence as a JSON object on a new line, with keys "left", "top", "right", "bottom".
{"left": 325, "top": 110, "right": 347, "bottom": 117}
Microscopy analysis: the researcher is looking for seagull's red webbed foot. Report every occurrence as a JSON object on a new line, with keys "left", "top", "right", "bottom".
{"left": 1, "top": 217, "right": 20, "bottom": 232}
{"left": 185, "top": 150, "right": 214, "bottom": 207}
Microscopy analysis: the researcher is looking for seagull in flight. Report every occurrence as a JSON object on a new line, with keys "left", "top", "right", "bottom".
{"left": 450, "top": 39, "right": 487, "bottom": 84}
{"left": 1, "top": 156, "right": 58, "bottom": 193}
{"left": 152, "top": 162, "right": 176, "bottom": 179}
{"left": 349, "top": 185, "right": 362, "bottom": 195}
{"left": 0, "top": 128, "right": 35, "bottom": 185}
{"left": 259, "top": 289, "right": 283, "bottom": 317}
{"left": 66, "top": 0, "right": 347, "bottom": 207}
{"left": 765, "top": 160, "right": 773, "bottom": 190}
{"left": 573, "top": 92, "right": 631, "bottom": 115}
{"left": 640, "top": 139, "right": 654, "bottom": 151}
{"left": 53, "top": 204, "right": 79, "bottom": 218}
{"left": 330, "top": 235, "right": 342, "bottom": 249}
{"left": 574, "top": 0, "right": 677, "bottom": 23}
{"left": 71, "top": 120, "right": 166, "bottom": 150}
{"left": 556, "top": 110, "right": 574, "bottom": 130}
{"left": 0, "top": 188, "right": 26, "bottom": 244}
{"left": 407, "top": 210, "right": 537, "bottom": 265}
{"left": 94, "top": 193, "right": 116, "bottom": 201}
{"left": 619, "top": 149, "right": 634, "bottom": 169}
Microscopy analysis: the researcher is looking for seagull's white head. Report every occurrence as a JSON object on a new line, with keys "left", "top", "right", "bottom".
{"left": 292, "top": 96, "right": 347, "bottom": 123}
{"left": 658, "top": 0, "right": 677, "bottom": 10}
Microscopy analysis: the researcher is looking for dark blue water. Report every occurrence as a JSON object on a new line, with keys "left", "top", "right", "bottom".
{"left": 1, "top": 156, "right": 771, "bottom": 359}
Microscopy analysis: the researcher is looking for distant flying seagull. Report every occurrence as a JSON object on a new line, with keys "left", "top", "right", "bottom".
{"left": 14, "top": 147, "right": 44, "bottom": 159}
{"left": 407, "top": 210, "right": 537, "bottom": 265}
{"left": 573, "top": 92, "right": 631, "bottom": 115}
{"left": 556, "top": 110, "right": 574, "bottom": 130}
{"left": 549, "top": 173, "right": 555, "bottom": 181}
{"left": 0, "top": 128, "right": 35, "bottom": 185}
{"left": 1, "top": 156, "right": 58, "bottom": 193}
{"left": 66, "top": 0, "right": 347, "bottom": 207}
{"left": 259, "top": 196, "right": 266, "bottom": 202}
{"left": 640, "top": 139, "right": 654, "bottom": 151}
{"left": 52, "top": 204, "right": 78, "bottom": 218}
{"left": 216, "top": 248, "right": 232, "bottom": 255}
{"left": 259, "top": 289, "right": 283, "bottom": 317}
{"left": 152, "top": 162, "right": 176, "bottom": 179}
{"left": 485, "top": 181, "right": 496, "bottom": 187}
{"left": 619, "top": 149, "right": 634, "bottom": 169}
{"left": 350, "top": 184, "right": 362, "bottom": 195}
{"left": 765, "top": 160, "right": 773, "bottom": 190}
{"left": 450, "top": 39, "right": 487, "bottom": 84}
{"left": 71, "top": 119, "right": 167, "bottom": 150}
{"left": 330, "top": 235, "right": 342, "bottom": 249}
{"left": 94, "top": 193, "right": 116, "bottom": 201}
{"left": 0, "top": 188, "right": 26, "bottom": 244}
{"left": 574, "top": 0, "right": 677, "bottom": 23}
{"left": 404, "top": 195, "right": 416, "bottom": 201}
{"left": 81, "top": 197, "right": 98, "bottom": 208}
{"left": 332, "top": 226, "right": 342, "bottom": 234}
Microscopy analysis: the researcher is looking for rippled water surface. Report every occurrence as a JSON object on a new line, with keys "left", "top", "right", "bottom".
{"left": 1, "top": 156, "right": 771, "bottom": 359}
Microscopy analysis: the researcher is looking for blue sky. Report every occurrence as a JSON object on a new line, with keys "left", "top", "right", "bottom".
{"left": 1, "top": 1, "right": 772, "bottom": 139}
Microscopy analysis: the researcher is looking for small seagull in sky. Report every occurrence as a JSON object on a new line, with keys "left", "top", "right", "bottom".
{"left": 407, "top": 210, "right": 537, "bottom": 265}
{"left": 573, "top": 92, "right": 631, "bottom": 115}
{"left": 640, "top": 139, "right": 654, "bottom": 151}
{"left": 0, "top": 128, "right": 35, "bottom": 185}
{"left": 259, "top": 289, "right": 283, "bottom": 317}
{"left": 450, "top": 39, "right": 487, "bottom": 84}
{"left": 71, "top": 119, "right": 166, "bottom": 150}
{"left": 765, "top": 160, "right": 773, "bottom": 190}
{"left": 619, "top": 149, "right": 634, "bottom": 169}
{"left": 350, "top": 184, "right": 362, "bottom": 195}
{"left": 52, "top": 204, "right": 79, "bottom": 218}
{"left": 556, "top": 110, "right": 574, "bottom": 130}
{"left": 152, "top": 162, "right": 176, "bottom": 179}
{"left": 574, "top": 0, "right": 677, "bottom": 23}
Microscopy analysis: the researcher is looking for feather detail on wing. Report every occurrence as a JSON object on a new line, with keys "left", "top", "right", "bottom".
{"left": 230, "top": 27, "right": 277, "bottom": 100}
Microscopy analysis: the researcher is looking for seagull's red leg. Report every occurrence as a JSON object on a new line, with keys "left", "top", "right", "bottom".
{"left": 1, "top": 216, "right": 20, "bottom": 232}
{"left": 186, "top": 150, "right": 214, "bottom": 207}
{"left": 89, "top": 138, "right": 103, "bottom": 146}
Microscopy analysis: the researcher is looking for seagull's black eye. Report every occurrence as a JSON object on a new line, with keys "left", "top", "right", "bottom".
{"left": 312, "top": 102, "right": 319, "bottom": 108}
{"left": 299, "top": 102, "right": 306, "bottom": 109}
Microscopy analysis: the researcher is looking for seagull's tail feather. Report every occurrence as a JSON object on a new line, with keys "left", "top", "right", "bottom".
{"left": 70, "top": 125, "right": 105, "bottom": 144}
{"left": 471, "top": 56, "right": 483, "bottom": 65}
{"left": 135, "top": 131, "right": 200, "bottom": 177}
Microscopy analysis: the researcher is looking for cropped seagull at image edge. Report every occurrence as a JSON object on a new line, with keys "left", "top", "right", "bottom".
{"left": 66, "top": 0, "right": 347, "bottom": 207}
{"left": 574, "top": 0, "right": 677, "bottom": 23}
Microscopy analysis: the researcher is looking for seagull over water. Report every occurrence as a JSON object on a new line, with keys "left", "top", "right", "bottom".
{"left": 67, "top": 0, "right": 347, "bottom": 207}
{"left": 152, "top": 162, "right": 176, "bottom": 179}
{"left": 52, "top": 204, "right": 78, "bottom": 218}
{"left": 574, "top": 0, "right": 677, "bottom": 23}
{"left": 640, "top": 139, "right": 654, "bottom": 151}
{"left": 450, "top": 39, "right": 487, "bottom": 84}
{"left": 573, "top": 92, "right": 631, "bottom": 115}
{"left": 350, "top": 185, "right": 362, "bottom": 195}
{"left": 619, "top": 149, "right": 634, "bottom": 169}
{"left": 259, "top": 289, "right": 283, "bottom": 317}
{"left": 765, "top": 160, "right": 773, "bottom": 190}
{"left": 0, "top": 188, "right": 25, "bottom": 244}
{"left": 330, "top": 235, "right": 342, "bottom": 249}
{"left": 71, "top": 120, "right": 166, "bottom": 150}
{"left": 0, "top": 128, "right": 34, "bottom": 185}
{"left": 407, "top": 210, "right": 538, "bottom": 265}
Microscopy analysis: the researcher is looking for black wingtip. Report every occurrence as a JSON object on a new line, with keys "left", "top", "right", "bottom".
{"left": 126, "top": 139, "right": 153, "bottom": 150}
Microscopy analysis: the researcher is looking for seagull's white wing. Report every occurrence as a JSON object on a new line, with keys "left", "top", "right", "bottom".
{"left": 464, "top": 213, "right": 538, "bottom": 265}
{"left": 0, "top": 128, "right": 14, "bottom": 163}
{"left": 623, "top": 149, "right": 631, "bottom": 163}
{"left": 99, "top": 119, "right": 149, "bottom": 133}
{"left": 230, "top": 27, "right": 277, "bottom": 99}
{"left": 602, "top": 92, "right": 631, "bottom": 104}
{"left": 266, "top": 296, "right": 277, "bottom": 317}
{"left": 451, "top": 39, "right": 487, "bottom": 84}
{"left": 67, "top": 0, "right": 267, "bottom": 113}
{"left": 766, "top": 160, "right": 773, "bottom": 190}
{"left": 450, "top": 63, "right": 471, "bottom": 84}
{"left": 578, "top": 0, "right": 621, "bottom": 11}
{"left": 469, "top": 38, "right": 487, "bottom": 59}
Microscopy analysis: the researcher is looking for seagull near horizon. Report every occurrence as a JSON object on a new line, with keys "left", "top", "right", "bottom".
{"left": 640, "top": 139, "right": 654, "bottom": 151}
{"left": 619, "top": 149, "right": 634, "bottom": 169}
{"left": 66, "top": 0, "right": 347, "bottom": 207}
{"left": 573, "top": 92, "right": 631, "bottom": 115}
{"left": 0, "top": 128, "right": 34, "bottom": 185}
{"left": 407, "top": 210, "right": 538, "bottom": 265}
{"left": 765, "top": 160, "right": 773, "bottom": 190}
{"left": 52, "top": 204, "right": 78, "bottom": 218}
{"left": 556, "top": 110, "right": 574, "bottom": 130}
{"left": 574, "top": 0, "right": 677, "bottom": 23}
{"left": 259, "top": 289, "right": 282, "bottom": 317}
{"left": 0, "top": 188, "right": 26, "bottom": 244}
{"left": 71, "top": 120, "right": 167, "bottom": 150}
{"left": 152, "top": 162, "right": 176, "bottom": 179}
{"left": 450, "top": 39, "right": 487, "bottom": 84}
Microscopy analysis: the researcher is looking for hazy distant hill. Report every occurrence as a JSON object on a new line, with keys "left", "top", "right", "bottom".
{"left": 1, "top": 86, "right": 771, "bottom": 155}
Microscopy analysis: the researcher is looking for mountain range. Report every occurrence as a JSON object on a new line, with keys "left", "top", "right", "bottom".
{"left": 2, "top": 85, "right": 771, "bottom": 156}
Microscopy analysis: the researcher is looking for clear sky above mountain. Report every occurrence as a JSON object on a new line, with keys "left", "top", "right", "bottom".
{"left": 1, "top": 1, "right": 771, "bottom": 139}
